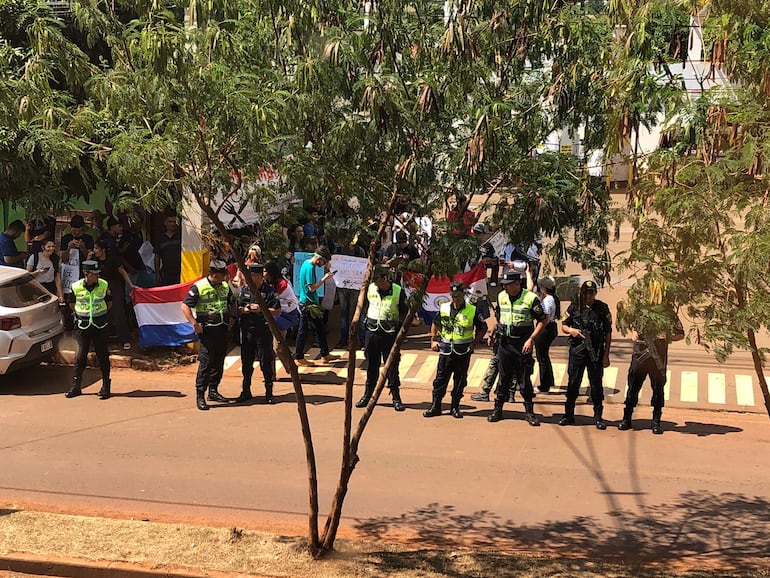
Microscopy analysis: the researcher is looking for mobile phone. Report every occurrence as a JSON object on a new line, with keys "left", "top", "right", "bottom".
{"left": 331, "top": 270, "right": 338, "bottom": 275}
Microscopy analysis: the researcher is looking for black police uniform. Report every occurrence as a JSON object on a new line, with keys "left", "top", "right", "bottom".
{"left": 487, "top": 277, "right": 546, "bottom": 426}
{"left": 561, "top": 285, "right": 612, "bottom": 428}
{"left": 183, "top": 276, "right": 234, "bottom": 409}
{"left": 237, "top": 277, "right": 281, "bottom": 404}
{"left": 357, "top": 280, "right": 408, "bottom": 411}
{"left": 65, "top": 265, "right": 113, "bottom": 400}
{"left": 620, "top": 314, "right": 684, "bottom": 434}
{"left": 424, "top": 291, "right": 487, "bottom": 419}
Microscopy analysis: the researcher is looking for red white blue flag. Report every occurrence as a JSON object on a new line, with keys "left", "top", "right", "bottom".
{"left": 131, "top": 282, "right": 197, "bottom": 348}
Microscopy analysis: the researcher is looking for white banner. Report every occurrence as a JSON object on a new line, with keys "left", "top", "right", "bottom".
{"left": 330, "top": 255, "right": 368, "bottom": 290}
{"left": 485, "top": 230, "right": 508, "bottom": 258}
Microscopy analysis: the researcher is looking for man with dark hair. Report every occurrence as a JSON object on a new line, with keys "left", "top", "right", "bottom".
{"left": 181, "top": 260, "right": 236, "bottom": 411}
{"left": 294, "top": 246, "right": 337, "bottom": 366}
{"left": 383, "top": 230, "right": 420, "bottom": 266}
{"left": 25, "top": 216, "right": 56, "bottom": 254}
{"left": 486, "top": 271, "right": 546, "bottom": 426}
{"left": 0, "top": 220, "right": 27, "bottom": 267}
{"left": 60, "top": 215, "right": 95, "bottom": 264}
{"left": 235, "top": 264, "right": 281, "bottom": 405}
{"left": 424, "top": 281, "right": 487, "bottom": 419}
{"left": 559, "top": 280, "right": 613, "bottom": 429}
{"left": 356, "top": 266, "right": 408, "bottom": 411}
{"left": 154, "top": 215, "right": 182, "bottom": 286}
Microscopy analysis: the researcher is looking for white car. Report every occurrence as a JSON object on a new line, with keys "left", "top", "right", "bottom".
{"left": 0, "top": 265, "right": 64, "bottom": 374}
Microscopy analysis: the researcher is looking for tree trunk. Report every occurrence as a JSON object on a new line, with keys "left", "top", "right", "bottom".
{"left": 747, "top": 328, "right": 770, "bottom": 418}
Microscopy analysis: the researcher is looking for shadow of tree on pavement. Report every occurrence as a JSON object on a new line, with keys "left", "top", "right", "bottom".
{"left": 353, "top": 492, "right": 770, "bottom": 573}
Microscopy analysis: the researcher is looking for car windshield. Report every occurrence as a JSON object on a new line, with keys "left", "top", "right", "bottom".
{"left": 0, "top": 274, "right": 52, "bottom": 308}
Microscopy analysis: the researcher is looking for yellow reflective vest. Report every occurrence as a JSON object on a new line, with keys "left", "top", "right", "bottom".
{"left": 366, "top": 283, "right": 401, "bottom": 333}
{"left": 497, "top": 289, "right": 537, "bottom": 336}
{"left": 193, "top": 277, "right": 230, "bottom": 326}
{"left": 72, "top": 278, "right": 109, "bottom": 330}
{"left": 438, "top": 301, "right": 476, "bottom": 354}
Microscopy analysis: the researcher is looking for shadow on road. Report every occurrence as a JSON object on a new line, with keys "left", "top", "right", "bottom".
{"left": 353, "top": 492, "right": 770, "bottom": 572}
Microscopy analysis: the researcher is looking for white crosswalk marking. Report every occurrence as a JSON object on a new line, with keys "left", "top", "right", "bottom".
{"left": 707, "top": 373, "right": 726, "bottom": 404}
{"left": 680, "top": 371, "right": 699, "bottom": 402}
{"left": 664, "top": 371, "right": 671, "bottom": 401}
{"left": 603, "top": 366, "right": 618, "bottom": 395}
{"left": 735, "top": 374, "right": 755, "bottom": 406}
{"left": 467, "top": 357, "right": 489, "bottom": 389}
{"left": 399, "top": 352, "right": 418, "bottom": 375}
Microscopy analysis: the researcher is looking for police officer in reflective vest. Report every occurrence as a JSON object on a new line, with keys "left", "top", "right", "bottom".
{"left": 487, "top": 271, "right": 546, "bottom": 425}
{"left": 424, "top": 281, "right": 487, "bottom": 419}
{"left": 559, "top": 280, "right": 613, "bottom": 429}
{"left": 181, "top": 260, "right": 235, "bottom": 411}
{"left": 235, "top": 263, "right": 281, "bottom": 405}
{"left": 65, "top": 260, "right": 112, "bottom": 399}
{"left": 356, "top": 266, "right": 408, "bottom": 411}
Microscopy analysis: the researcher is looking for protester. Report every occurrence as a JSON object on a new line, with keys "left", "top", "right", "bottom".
{"left": 60, "top": 215, "right": 94, "bottom": 266}
{"left": 26, "top": 240, "right": 64, "bottom": 303}
{"left": 534, "top": 276, "right": 560, "bottom": 393}
{"left": 154, "top": 215, "right": 182, "bottom": 286}
{"left": 294, "top": 247, "right": 337, "bottom": 367}
{"left": 0, "top": 220, "right": 27, "bottom": 267}
{"left": 89, "top": 241, "right": 136, "bottom": 350}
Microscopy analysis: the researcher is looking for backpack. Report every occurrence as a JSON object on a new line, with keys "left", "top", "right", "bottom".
{"left": 33, "top": 251, "right": 59, "bottom": 273}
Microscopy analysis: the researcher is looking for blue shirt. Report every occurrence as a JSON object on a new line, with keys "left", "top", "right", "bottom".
{"left": 297, "top": 259, "right": 319, "bottom": 306}
{"left": 0, "top": 233, "right": 22, "bottom": 267}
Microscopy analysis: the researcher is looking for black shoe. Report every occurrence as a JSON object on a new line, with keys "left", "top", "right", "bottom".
{"left": 393, "top": 399, "right": 405, "bottom": 412}
{"left": 208, "top": 390, "right": 228, "bottom": 403}
{"left": 197, "top": 397, "right": 209, "bottom": 411}
{"left": 355, "top": 395, "right": 370, "bottom": 408}
{"left": 423, "top": 405, "right": 441, "bottom": 418}
{"left": 471, "top": 392, "right": 490, "bottom": 402}
{"left": 265, "top": 395, "right": 276, "bottom": 405}
{"left": 651, "top": 420, "right": 663, "bottom": 435}
{"left": 97, "top": 388, "right": 110, "bottom": 400}
{"left": 595, "top": 418, "right": 607, "bottom": 430}
{"left": 558, "top": 416, "right": 575, "bottom": 426}
{"left": 487, "top": 409, "right": 503, "bottom": 423}
{"left": 235, "top": 391, "right": 253, "bottom": 403}
{"left": 450, "top": 407, "right": 463, "bottom": 419}
{"left": 537, "top": 386, "right": 550, "bottom": 393}
{"left": 525, "top": 413, "right": 540, "bottom": 427}
{"left": 618, "top": 419, "right": 632, "bottom": 431}
{"left": 65, "top": 387, "right": 82, "bottom": 399}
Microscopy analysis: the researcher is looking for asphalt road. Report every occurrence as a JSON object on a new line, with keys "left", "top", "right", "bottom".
{"left": 1, "top": 362, "right": 768, "bottom": 570}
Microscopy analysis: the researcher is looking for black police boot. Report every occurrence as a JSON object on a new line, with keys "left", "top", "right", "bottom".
{"left": 471, "top": 383, "right": 491, "bottom": 402}
{"left": 355, "top": 393, "right": 371, "bottom": 408}
{"left": 97, "top": 379, "right": 111, "bottom": 400}
{"left": 65, "top": 377, "right": 82, "bottom": 399}
{"left": 196, "top": 391, "right": 209, "bottom": 411}
{"left": 235, "top": 384, "right": 253, "bottom": 404}
{"left": 651, "top": 408, "right": 663, "bottom": 435}
{"left": 391, "top": 389, "right": 405, "bottom": 412}
{"left": 207, "top": 388, "right": 228, "bottom": 403}
{"left": 487, "top": 399, "right": 504, "bottom": 422}
{"left": 558, "top": 402, "right": 575, "bottom": 426}
{"left": 449, "top": 397, "right": 463, "bottom": 419}
{"left": 264, "top": 383, "right": 275, "bottom": 405}
{"left": 524, "top": 401, "right": 540, "bottom": 427}
{"left": 423, "top": 395, "right": 443, "bottom": 417}
{"left": 594, "top": 405, "right": 607, "bottom": 430}
{"left": 618, "top": 407, "right": 634, "bottom": 431}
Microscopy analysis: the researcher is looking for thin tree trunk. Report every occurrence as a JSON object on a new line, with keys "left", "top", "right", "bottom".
{"left": 747, "top": 328, "right": 770, "bottom": 418}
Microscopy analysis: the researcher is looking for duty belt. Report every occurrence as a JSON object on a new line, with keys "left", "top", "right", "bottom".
{"left": 197, "top": 311, "right": 227, "bottom": 326}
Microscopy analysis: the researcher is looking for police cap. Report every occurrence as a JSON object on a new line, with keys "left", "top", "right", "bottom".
{"left": 209, "top": 260, "right": 228, "bottom": 274}
{"left": 82, "top": 260, "right": 101, "bottom": 274}
{"left": 247, "top": 263, "right": 264, "bottom": 274}
{"left": 500, "top": 271, "right": 523, "bottom": 285}
{"left": 581, "top": 280, "right": 598, "bottom": 292}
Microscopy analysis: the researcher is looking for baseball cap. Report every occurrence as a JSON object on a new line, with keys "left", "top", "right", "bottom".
{"left": 581, "top": 280, "right": 598, "bottom": 292}
{"left": 500, "top": 271, "right": 523, "bottom": 285}
{"left": 82, "top": 260, "right": 101, "bottom": 273}
{"left": 472, "top": 222, "right": 486, "bottom": 234}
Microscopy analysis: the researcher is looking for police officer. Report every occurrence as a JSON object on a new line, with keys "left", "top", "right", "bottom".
{"left": 65, "top": 260, "right": 112, "bottom": 399}
{"left": 356, "top": 266, "right": 408, "bottom": 411}
{"left": 559, "top": 280, "right": 612, "bottom": 429}
{"left": 181, "top": 260, "right": 235, "bottom": 411}
{"left": 619, "top": 308, "right": 684, "bottom": 434}
{"left": 424, "top": 281, "right": 487, "bottom": 419}
{"left": 487, "top": 271, "right": 546, "bottom": 425}
{"left": 235, "top": 263, "right": 281, "bottom": 405}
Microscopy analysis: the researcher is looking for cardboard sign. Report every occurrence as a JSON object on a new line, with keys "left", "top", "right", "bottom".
{"left": 330, "top": 255, "right": 368, "bottom": 290}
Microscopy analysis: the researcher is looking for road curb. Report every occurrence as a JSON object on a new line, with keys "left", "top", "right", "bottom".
{"left": 0, "top": 552, "right": 262, "bottom": 578}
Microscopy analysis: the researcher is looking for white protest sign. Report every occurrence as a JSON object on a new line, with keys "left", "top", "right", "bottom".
{"left": 60, "top": 264, "right": 80, "bottom": 294}
{"left": 486, "top": 230, "right": 508, "bottom": 258}
{"left": 330, "top": 255, "right": 368, "bottom": 290}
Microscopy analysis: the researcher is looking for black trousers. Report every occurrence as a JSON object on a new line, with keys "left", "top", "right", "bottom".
{"left": 625, "top": 353, "right": 666, "bottom": 411}
{"left": 495, "top": 338, "right": 534, "bottom": 403}
{"left": 73, "top": 325, "right": 110, "bottom": 381}
{"left": 535, "top": 322, "right": 558, "bottom": 390}
{"left": 364, "top": 330, "right": 400, "bottom": 394}
{"left": 565, "top": 349, "right": 604, "bottom": 408}
{"left": 195, "top": 325, "right": 229, "bottom": 394}
{"left": 240, "top": 326, "right": 275, "bottom": 387}
{"left": 431, "top": 352, "right": 471, "bottom": 400}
